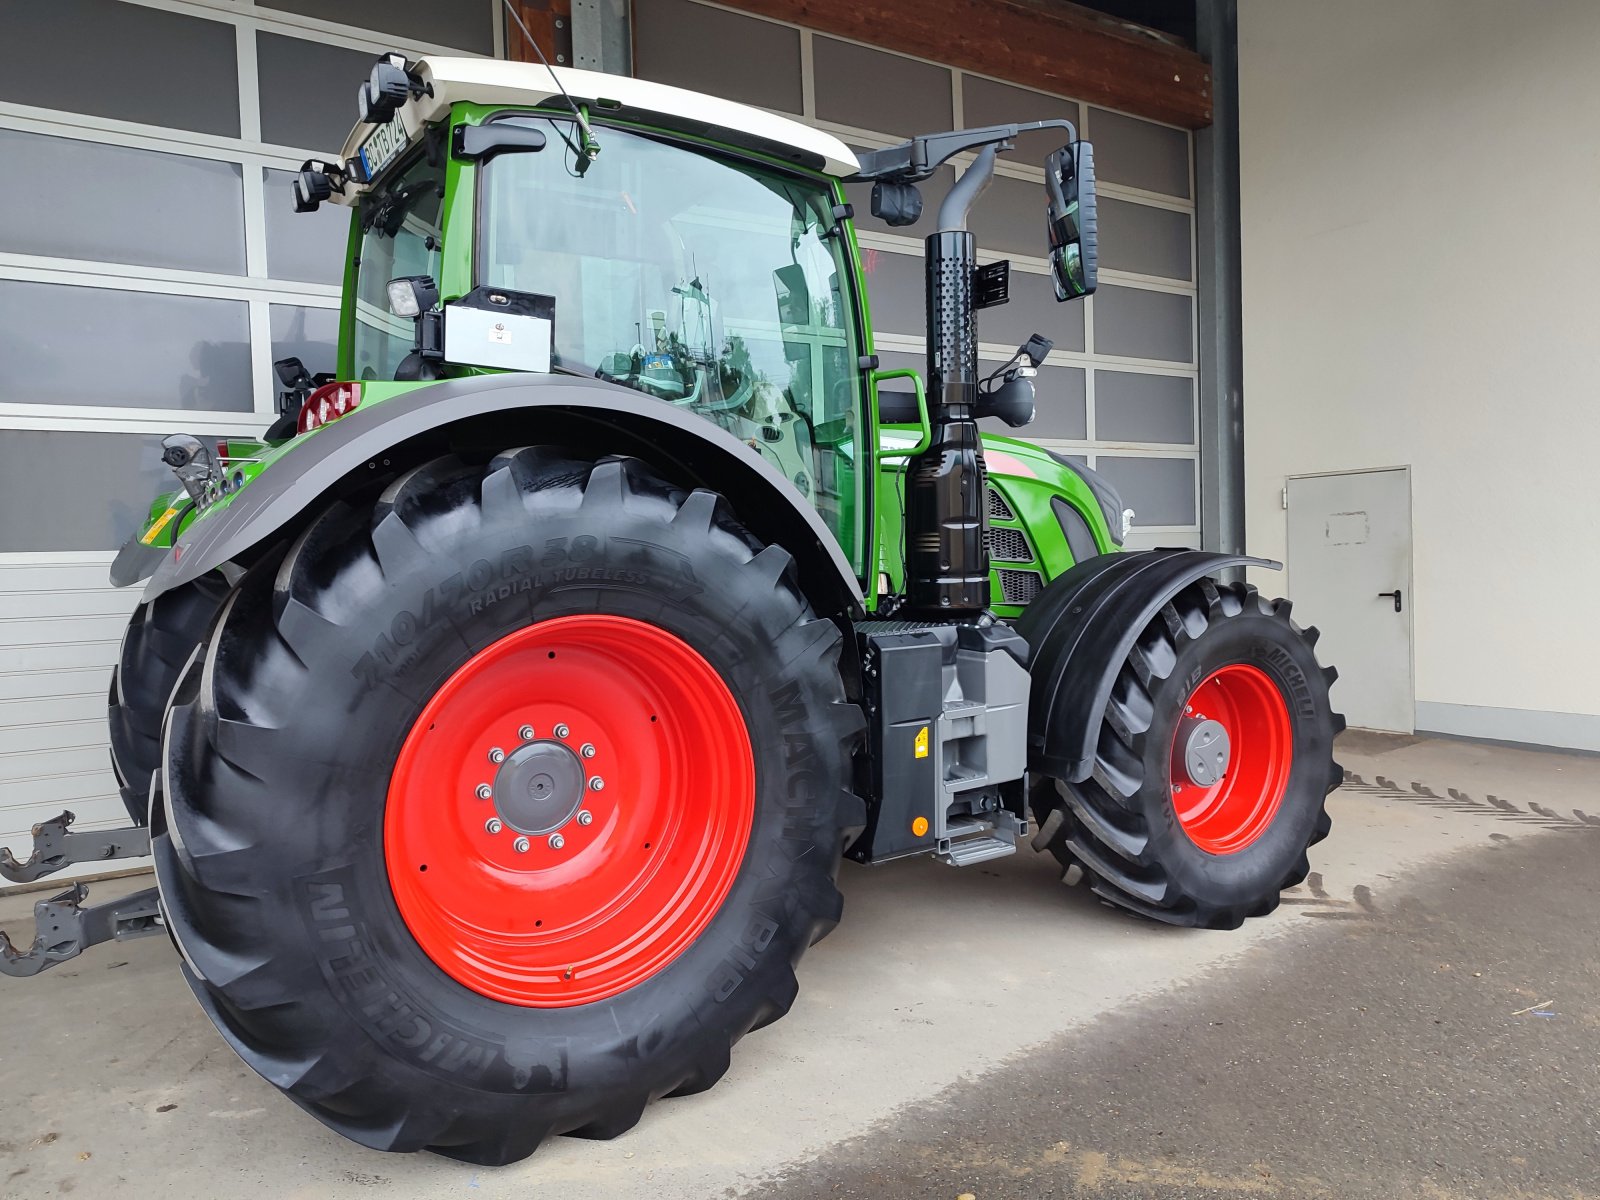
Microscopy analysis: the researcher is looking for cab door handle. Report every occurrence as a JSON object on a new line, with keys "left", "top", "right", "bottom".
{"left": 1377, "top": 589, "right": 1403, "bottom": 613}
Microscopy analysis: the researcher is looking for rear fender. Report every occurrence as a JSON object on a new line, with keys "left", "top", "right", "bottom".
{"left": 125, "top": 373, "right": 865, "bottom": 619}
{"left": 1017, "top": 550, "right": 1279, "bottom": 782}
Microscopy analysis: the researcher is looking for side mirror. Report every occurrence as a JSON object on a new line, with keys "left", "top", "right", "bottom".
{"left": 273, "top": 356, "right": 312, "bottom": 391}
{"left": 273, "top": 356, "right": 313, "bottom": 418}
{"left": 773, "top": 264, "right": 811, "bottom": 326}
{"left": 1044, "top": 141, "right": 1098, "bottom": 301}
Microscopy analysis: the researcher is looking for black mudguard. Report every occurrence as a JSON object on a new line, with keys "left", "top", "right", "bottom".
{"left": 117, "top": 372, "right": 864, "bottom": 617}
{"left": 1017, "top": 550, "right": 1279, "bottom": 783}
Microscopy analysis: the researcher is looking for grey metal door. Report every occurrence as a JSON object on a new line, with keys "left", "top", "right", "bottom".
{"left": 1285, "top": 468, "right": 1414, "bottom": 732}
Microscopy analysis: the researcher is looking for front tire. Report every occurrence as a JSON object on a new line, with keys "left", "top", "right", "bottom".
{"left": 155, "top": 450, "right": 864, "bottom": 1164}
{"left": 1028, "top": 578, "right": 1342, "bottom": 929}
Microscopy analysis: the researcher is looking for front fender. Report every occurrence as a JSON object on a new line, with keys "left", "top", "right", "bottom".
{"left": 128, "top": 373, "right": 865, "bottom": 617}
{"left": 1017, "top": 550, "right": 1280, "bottom": 783}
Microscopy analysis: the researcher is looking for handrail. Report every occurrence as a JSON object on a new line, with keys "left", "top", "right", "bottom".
{"left": 872, "top": 368, "right": 931, "bottom": 457}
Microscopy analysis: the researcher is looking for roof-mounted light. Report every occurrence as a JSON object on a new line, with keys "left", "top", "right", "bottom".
{"left": 359, "top": 53, "right": 430, "bottom": 127}
{"left": 292, "top": 159, "right": 347, "bottom": 213}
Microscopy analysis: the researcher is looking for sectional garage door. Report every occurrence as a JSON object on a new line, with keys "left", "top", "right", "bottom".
{"left": 635, "top": 0, "right": 1205, "bottom": 550}
{"left": 0, "top": 0, "right": 502, "bottom": 876}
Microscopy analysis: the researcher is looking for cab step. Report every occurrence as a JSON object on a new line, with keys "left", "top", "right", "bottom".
{"left": 936, "top": 834, "right": 1018, "bottom": 868}
{"left": 933, "top": 811, "right": 1028, "bottom": 867}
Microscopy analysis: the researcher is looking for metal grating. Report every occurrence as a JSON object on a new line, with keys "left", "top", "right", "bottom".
{"left": 998, "top": 568, "right": 1045, "bottom": 606}
{"left": 985, "top": 525, "right": 1032, "bottom": 563}
{"left": 986, "top": 486, "right": 1015, "bottom": 522}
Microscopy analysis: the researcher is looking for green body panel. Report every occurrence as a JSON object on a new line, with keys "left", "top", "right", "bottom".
{"left": 127, "top": 101, "right": 1119, "bottom": 610}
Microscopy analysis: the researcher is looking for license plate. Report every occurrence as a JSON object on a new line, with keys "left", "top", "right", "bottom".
{"left": 358, "top": 113, "right": 409, "bottom": 181}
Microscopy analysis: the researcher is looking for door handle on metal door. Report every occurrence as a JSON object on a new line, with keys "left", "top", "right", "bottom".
{"left": 1377, "top": 589, "right": 1403, "bottom": 613}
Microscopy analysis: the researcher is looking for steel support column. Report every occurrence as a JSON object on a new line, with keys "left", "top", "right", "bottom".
{"left": 1195, "top": 0, "right": 1245, "bottom": 558}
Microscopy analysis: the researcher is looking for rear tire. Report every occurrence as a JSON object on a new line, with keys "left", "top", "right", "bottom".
{"left": 154, "top": 450, "right": 864, "bottom": 1164}
{"left": 1028, "top": 577, "right": 1342, "bottom": 929}
{"left": 107, "top": 574, "right": 228, "bottom": 824}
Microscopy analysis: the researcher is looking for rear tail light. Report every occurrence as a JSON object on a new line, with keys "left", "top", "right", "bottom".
{"left": 298, "top": 382, "right": 363, "bottom": 434}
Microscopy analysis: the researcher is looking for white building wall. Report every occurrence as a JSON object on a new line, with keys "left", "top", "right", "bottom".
{"left": 1237, "top": 0, "right": 1600, "bottom": 749}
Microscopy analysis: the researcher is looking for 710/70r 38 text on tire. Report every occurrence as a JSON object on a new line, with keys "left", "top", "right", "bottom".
{"left": 153, "top": 448, "right": 864, "bottom": 1165}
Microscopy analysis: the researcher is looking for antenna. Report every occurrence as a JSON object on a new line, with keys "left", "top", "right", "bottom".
{"left": 501, "top": 0, "right": 601, "bottom": 173}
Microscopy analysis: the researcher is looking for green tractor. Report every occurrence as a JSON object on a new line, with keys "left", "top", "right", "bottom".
{"left": 0, "top": 54, "right": 1341, "bottom": 1164}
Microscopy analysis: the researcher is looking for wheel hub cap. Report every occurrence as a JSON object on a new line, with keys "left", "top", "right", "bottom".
{"left": 493, "top": 740, "right": 585, "bottom": 834}
{"left": 1180, "top": 718, "right": 1231, "bottom": 786}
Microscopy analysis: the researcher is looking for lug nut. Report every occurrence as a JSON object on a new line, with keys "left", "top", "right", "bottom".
{"left": 547, "top": 833, "right": 565, "bottom": 850}
{"left": 513, "top": 836, "right": 530, "bottom": 853}
{"left": 554, "top": 723, "right": 570, "bottom": 739}
{"left": 485, "top": 817, "right": 503, "bottom": 834}
{"left": 576, "top": 810, "right": 593, "bottom": 826}
{"left": 476, "top": 783, "right": 493, "bottom": 800}
{"left": 488, "top": 747, "right": 505, "bottom": 764}
{"left": 580, "top": 743, "right": 596, "bottom": 759}
{"left": 588, "top": 776, "right": 605, "bottom": 792}
{"left": 518, "top": 725, "right": 535, "bottom": 741}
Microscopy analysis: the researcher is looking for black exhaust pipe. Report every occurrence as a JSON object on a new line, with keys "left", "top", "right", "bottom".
{"left": 905, "top": 145, "right": 998, "bottom": 616}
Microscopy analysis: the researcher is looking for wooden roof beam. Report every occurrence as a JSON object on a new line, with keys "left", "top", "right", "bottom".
{"left": 720, "top": 0, "right": 1213, "bottom": 128}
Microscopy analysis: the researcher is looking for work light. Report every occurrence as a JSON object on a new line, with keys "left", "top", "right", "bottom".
{"left": 359, "top": 54, "right": 414, "bottom": 125}
{"left": 387, "top": 275, "right": 439, "bottom": 318}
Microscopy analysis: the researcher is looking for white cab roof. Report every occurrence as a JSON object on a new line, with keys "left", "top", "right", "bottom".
{"left": 334, "top": 56, "right": 859, "bottom": 194}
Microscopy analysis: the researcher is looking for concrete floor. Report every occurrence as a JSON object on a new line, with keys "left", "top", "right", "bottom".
{"left": 0, "top": 732, "right": 1597, "bottom": 1199}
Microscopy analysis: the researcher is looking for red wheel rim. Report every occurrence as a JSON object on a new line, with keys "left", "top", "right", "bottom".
{"left": 384, "top": 615, "right": 755, "bottom": 1007}
{"left": 1169, "top": 664, "right": 1293, "bottom": 855}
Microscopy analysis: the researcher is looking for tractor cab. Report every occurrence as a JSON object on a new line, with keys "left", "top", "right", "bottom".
{"left": 289, "top": 58, "right": 878, "bottom": 563}
{"left": 278, "top": 54, "right": 1103, "bottom": 602}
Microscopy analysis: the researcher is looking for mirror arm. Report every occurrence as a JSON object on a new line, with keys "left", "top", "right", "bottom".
{"left": 854, "top": 119, "right": 1077, "bottom": 183}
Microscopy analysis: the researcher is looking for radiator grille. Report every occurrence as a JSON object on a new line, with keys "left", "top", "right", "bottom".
{"left": 985, "top": 526, "right": 1032, "bottom": 563}
{"left": 998, "top": 568, "right": 1045, "bottom": 606}
{"left": 986, "top": 487, "right": 1015, "bottom": 522}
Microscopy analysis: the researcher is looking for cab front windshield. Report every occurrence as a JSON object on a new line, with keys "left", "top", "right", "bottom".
{"left": 479, "top": 117, "right": 864, "bottom": 568}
